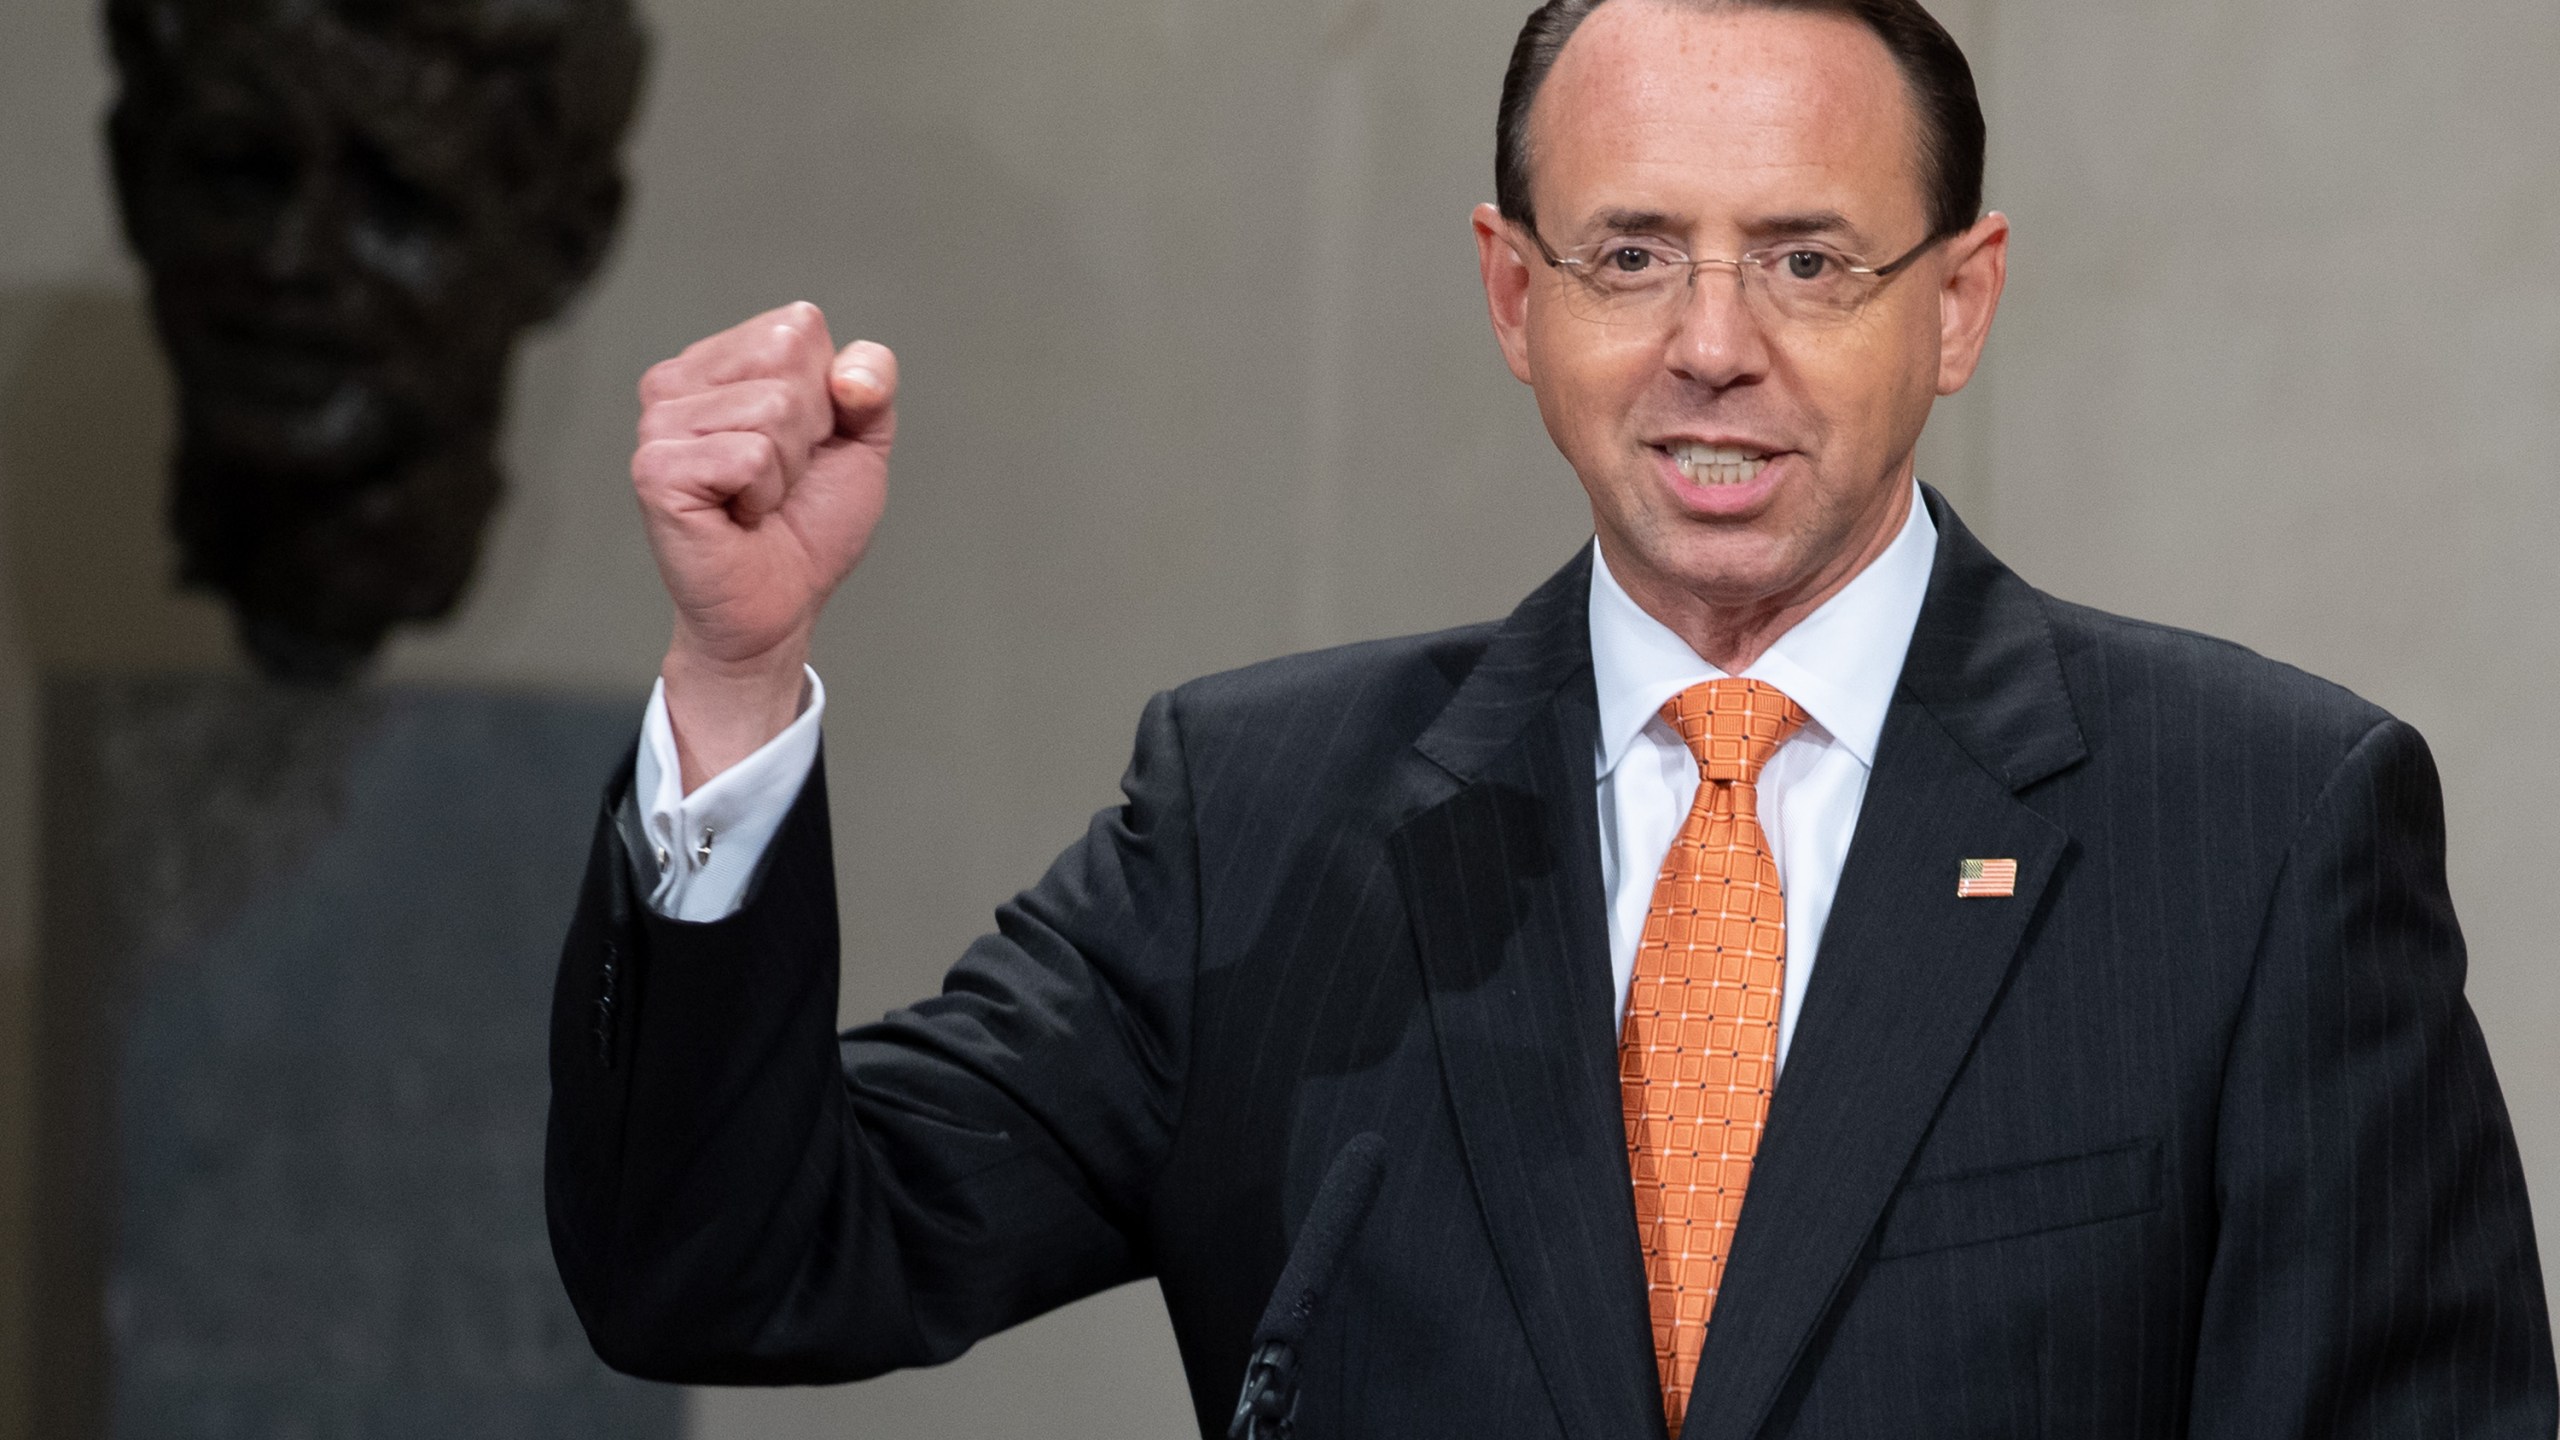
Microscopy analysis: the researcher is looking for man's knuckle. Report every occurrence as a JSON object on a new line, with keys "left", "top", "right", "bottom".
{"left": 739, "top": 326, "right": 793, "bottom": 374}
{"left": 638, "top": 360, "right": 683, "bottom": 403}
{"left": 631, "top": 440, "right": 680, "bottom": 489}
{"left": 724, "top": 384, "right": 772, "bottom": 429}
{"left": 779, "top": 301, "right": 826, "bottom": 344}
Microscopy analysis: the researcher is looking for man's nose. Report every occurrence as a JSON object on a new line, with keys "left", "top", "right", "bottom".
{"left": 1661, "top": 262, "right": 1773, "bottom": 390}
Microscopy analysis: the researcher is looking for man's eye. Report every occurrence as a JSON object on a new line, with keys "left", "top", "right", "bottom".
{"left": 1782, "top": 250, "right": 1832, "bottom": 281}
{"left": 1605, "top": 246, "right": 1658, "bottom": 274}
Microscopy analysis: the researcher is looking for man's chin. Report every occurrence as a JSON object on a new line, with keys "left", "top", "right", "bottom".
{"left": 1607, "top": 520, "right": 1809, "bottom": 605}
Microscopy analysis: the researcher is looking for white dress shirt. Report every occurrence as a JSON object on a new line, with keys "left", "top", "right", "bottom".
{"left": 636, "top": 486, "right": 1938, "bottom": 1031}
{"left": 633, "top": 668, "right": 827, "bottom": 921}
{"left": 1590, "top": 487, "right": 1935, "bottom": 1068}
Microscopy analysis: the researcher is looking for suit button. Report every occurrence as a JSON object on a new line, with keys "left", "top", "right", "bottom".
{"left": 593, "top": 943, "right": 621, "bottom": 1067}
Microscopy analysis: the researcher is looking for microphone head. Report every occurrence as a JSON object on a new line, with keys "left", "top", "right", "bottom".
{"left": 1252, "top": 1132, "right": 1389, "bottom": 1351}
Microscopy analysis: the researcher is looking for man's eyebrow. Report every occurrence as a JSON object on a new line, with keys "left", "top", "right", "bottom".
{"left": 1576, "top": 208, "right": 1867, "bottom": 245}
{"left": 1743, "top": 210, "right": 1861, "bottom": 242}
{"left": 1587, "top": 208, "right": 1680, "bottom": 235}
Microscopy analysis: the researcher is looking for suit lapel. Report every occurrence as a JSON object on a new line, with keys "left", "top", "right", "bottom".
{"left": 1386, "top": 549, "right": 1669, "bottom": 1440}
{"left": 1683, "top": 492, "right": 2089, "bottom": 1440}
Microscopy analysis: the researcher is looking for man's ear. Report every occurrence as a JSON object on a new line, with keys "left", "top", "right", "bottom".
{"left": 1935, "top": 210, "right": 2009, "bottom": 396}
{"left": 1473, "top": 202, "right": 1538, "bottom": 386}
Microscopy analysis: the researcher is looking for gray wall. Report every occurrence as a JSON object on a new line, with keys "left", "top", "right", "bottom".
{"left": 0, "top": 0, "right": 2552, "bottom": 1435}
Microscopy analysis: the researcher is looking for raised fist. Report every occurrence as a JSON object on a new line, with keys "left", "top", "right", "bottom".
{"left": 630, "top": 302, "right": 897, "bottom": 783}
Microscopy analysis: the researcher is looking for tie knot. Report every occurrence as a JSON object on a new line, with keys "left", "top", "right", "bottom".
{"left": 1660, "top": 679, "right": 1809, "bottom": 785}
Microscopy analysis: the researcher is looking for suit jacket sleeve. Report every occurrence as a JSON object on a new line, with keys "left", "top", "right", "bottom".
{"left": 2188, "top": 717, "right": 2557, "bottom": 1434}
{"left": 546, "top": 690, "right": 1200, "bottom": 1385}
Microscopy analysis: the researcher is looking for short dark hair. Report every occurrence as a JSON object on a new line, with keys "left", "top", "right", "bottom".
{"left": 1494, "top": 0, "right": 1985, "bottom": 243}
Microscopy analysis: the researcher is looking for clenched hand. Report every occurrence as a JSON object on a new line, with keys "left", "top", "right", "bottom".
{"left": 630, "top": 301, "right": 897, "bottom": 789}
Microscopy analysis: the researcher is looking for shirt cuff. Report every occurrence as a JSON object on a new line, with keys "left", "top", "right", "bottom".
{"left": 633, "top": 666, "right": 826, "bottom": 922}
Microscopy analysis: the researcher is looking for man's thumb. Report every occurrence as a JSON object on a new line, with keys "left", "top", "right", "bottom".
{"left": 829, "top": 340, "right": 899, "bottom": 440}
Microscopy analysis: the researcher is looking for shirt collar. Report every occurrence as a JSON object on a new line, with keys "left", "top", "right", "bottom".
{"left": 1588, "top": 482, "right": 1938, "bottom": 779}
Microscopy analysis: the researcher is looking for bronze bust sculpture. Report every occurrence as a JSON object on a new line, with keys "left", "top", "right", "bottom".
{"left": 105, "top": 0, "right": 647, "bottom": 680}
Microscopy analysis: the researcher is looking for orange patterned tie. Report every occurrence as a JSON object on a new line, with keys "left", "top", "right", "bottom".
{"left": 1621, "top": 679, "right": 1809, "bottom": 1435}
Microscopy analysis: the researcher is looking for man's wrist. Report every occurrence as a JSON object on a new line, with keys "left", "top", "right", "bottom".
{"left": 660, "top": 634, "right": 813, "bottom": 794}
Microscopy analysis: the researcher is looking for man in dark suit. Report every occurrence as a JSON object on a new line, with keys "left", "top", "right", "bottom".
{"left": 546, "top": 0, "right": 2558, "bottom": 1433}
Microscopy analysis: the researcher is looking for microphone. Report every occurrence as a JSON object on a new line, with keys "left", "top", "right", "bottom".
{"left": 1227, "top": 1132, "right": 1389, "bottom": 1440}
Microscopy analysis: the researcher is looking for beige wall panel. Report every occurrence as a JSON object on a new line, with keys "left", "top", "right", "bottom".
{"left": 0, "top": 2, "right": 137, "bottom": 1435}
{"left": 1972, "top": 0, "right": 2560, "bottom": 1319}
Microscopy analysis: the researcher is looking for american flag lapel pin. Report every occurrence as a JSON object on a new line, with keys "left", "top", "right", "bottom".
{"left": 1957, "top": 857, "right": 2018, "bottom": 899}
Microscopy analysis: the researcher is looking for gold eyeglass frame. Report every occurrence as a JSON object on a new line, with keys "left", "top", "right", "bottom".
{"left": 1523, "top": 221, "right": 1951, "bottom": 325}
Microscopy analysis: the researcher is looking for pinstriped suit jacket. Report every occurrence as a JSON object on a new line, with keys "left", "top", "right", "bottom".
{"left": 548, "top": 488, "right": 2558, "bottom": 1437}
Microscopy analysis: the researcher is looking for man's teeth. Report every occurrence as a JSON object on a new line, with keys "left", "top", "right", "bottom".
{"left": 1670, "top": 443, "right": 1771, "bottom": 487}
